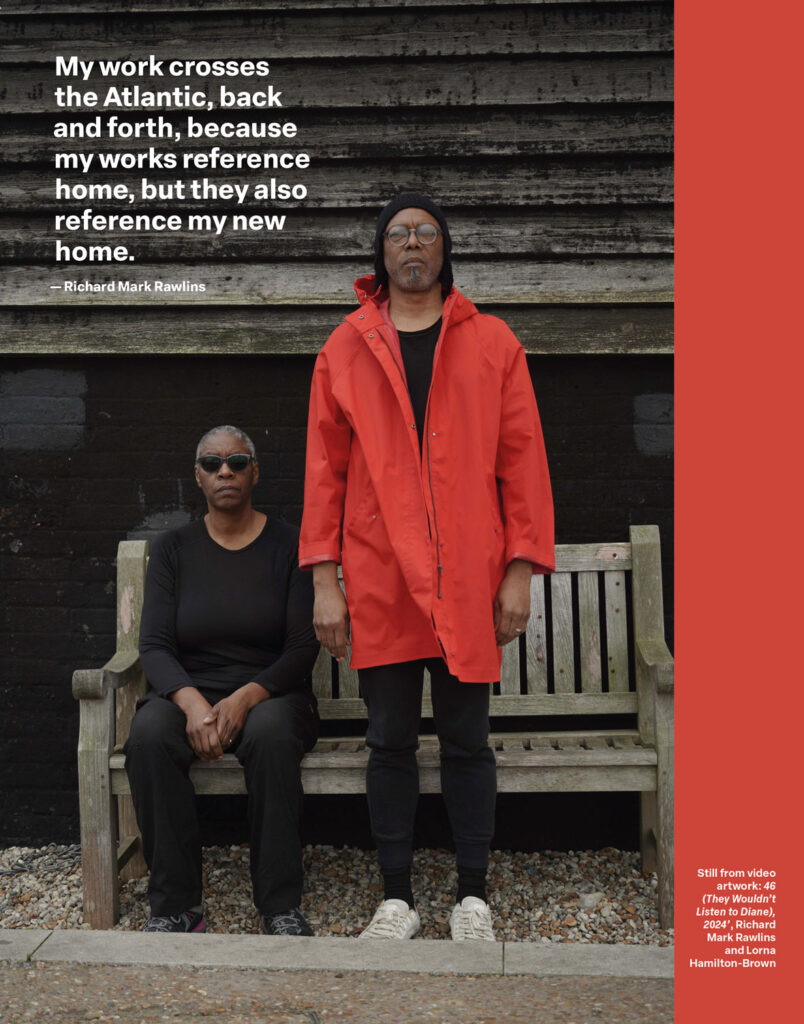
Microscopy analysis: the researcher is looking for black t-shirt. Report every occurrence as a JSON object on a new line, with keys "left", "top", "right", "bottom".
{"left": 139, "top": 517, "right": 319, "bottom": 697}
{"left": 398, "top": 317, "right": 442, "bottom": 451}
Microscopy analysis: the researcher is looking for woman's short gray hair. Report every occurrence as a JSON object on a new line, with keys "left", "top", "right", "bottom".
{"left": 195, "top": 425, "right": 257, "bottom": 461}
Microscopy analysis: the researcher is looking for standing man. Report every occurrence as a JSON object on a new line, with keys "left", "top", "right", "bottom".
{"left": 300, "top": 192, "right": 554, "bottom": 941}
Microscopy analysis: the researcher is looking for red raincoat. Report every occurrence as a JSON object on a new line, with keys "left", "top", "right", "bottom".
{"left": 299, "top": 276, "right": 554, "bottom": 682}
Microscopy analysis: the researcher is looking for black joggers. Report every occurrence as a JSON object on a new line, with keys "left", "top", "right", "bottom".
{"left": 124, "top": 688, "right": 319, "bottom": 917}
{"left": 359, "top": 658, "right": 496, "bottom": 871}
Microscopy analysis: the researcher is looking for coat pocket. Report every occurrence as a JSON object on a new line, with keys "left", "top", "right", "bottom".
{"left": 343, "top": 485, "right": 381, "bottom": 537}
{"left": 487, "top": 478, "right": 504, "bottom": 535}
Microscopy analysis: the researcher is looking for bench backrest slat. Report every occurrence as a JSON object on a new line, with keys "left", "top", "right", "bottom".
{"left": 339, "top": 660, "right": 360, "bottom": 699}
{"left": 526, "top": 575, "right": 549, "bottom": 693}
{"left": 550, "top": 573, "right": 575, "bottom": 693}
{"left": 311, "top": 651, "right": 332, "bottom": 700}
{"left": 500, "top": 636, "right": 519, "bottom": 694}
{"left": 578, "top": 570, "right": 603, "bottom": 692}
{"left": 604, "top": 569, "right": 630, "bottom": 692}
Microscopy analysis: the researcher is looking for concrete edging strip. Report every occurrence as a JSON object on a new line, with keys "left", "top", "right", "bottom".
{"left": 0, "top": 929, "right": 52, "bottom": 963}
{"left": 503, "top": 942, "right": 673, "bottom": 978}
{"left": 0, "top": 929, "right": 673, "bottom": 979}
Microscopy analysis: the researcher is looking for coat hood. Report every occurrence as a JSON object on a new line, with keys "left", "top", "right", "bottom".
{"left": 351, "top": 274, "right": 477, "bottom": 329}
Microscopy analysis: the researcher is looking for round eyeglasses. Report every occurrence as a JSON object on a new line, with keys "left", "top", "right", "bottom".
{"left": 383, "top": 223, "right": 442, "bottom": 246}
{"left": 196, "top": 454, "right": 254, "bottom": 473}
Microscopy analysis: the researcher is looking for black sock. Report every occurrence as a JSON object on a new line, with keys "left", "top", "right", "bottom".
{"left": 456, "top": 864, "right": 487, "bottom": 903}
{"left": 382, "top": 865, "right": 415, "bottom": 908}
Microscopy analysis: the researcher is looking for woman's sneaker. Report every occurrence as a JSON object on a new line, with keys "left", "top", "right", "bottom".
{"left": 358, "top": 899, "right": 421, "bottom": 939}
{"left": 141, "top": 909, "right": 205, "bottom": 933}
{"left": 260, "top": 908, "right": 314, "bottom": 936}
{"left": 449, "top": 897, "right": 495, "bottom": 941}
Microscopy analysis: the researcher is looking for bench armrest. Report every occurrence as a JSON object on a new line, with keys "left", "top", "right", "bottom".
{"left": 636, "top": 637, "right": 674, "bottom": 696}
{"left": 72, "top": 650, "right": 143, "bottom": 701}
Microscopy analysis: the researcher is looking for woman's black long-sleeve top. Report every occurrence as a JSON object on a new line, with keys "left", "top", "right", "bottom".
{"left": 139, "top": 517, "right": 319, "bottom": 698}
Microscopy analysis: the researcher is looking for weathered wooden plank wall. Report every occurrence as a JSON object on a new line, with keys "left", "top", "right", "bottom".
{"left": 0, "top": 0, "right": 673, "bottom": 355}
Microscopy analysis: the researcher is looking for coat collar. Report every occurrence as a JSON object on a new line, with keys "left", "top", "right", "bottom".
{"left": 346, "top": 274, "right": 477, "bottom": 334}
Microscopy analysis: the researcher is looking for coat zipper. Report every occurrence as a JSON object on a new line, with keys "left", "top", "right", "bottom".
{"left": 376, "top": 323, "right": 444, "bottom": 599}
{"left": 424, "top": 395, "right": 443, "bottom": 599}
{"left": 375, "top": 324, "right": 406, "bottom": 382}
{"left": 424, "top": 308, "right": 452, "bottom": 600}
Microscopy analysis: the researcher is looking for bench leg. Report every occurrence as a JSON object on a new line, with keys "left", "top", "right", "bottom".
{"left": 656, "top": 779, "right": 674, "bottom": 928}
{"left": 77, "top": 691, "right": 119, "bottom": 929}
{"left": 118, "top": 794, "right": 147, "bottom": 882}
{"left": 655, "top": 695, "right": 674, "bottom": 929}
{"left": 639, "top": 792, "right": 658, "bottom": 874}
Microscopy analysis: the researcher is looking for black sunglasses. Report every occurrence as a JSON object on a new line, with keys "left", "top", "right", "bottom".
{"left": 196, "top": 454, "right": 255, "bottom": 473}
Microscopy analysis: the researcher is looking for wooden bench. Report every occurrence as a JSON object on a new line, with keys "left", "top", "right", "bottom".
{"left": 72, "top": 525, "right": 674, "bottom": 930}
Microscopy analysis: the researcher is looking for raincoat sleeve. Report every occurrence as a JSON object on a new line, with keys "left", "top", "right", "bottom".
{"left": 495, "top": 343, "right": 555, "bottom": 574}
{"left": 299, "top": 347, "right": 352, "bottom": 567}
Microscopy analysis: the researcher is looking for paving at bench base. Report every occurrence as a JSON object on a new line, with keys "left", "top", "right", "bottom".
{"left": 0, "top": 962, "right": 673, "bottom": 1023}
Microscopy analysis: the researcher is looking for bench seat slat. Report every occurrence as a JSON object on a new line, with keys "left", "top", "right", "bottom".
{"left": 496, "top": 737, "right": 528, "bottom": 753}
{"left": 109, "top": 742, "right": 658, "bottom": 772}
{"left": 298, "top": 768, "right": 659, "bottom": 796}
{"left": 107, "top": 765, "right": 658, "bottom": 796}
{"left": 334, "top": 740, "right": 363, "bottom": 753}
{"left": 485, "top": 766, "right": 657, "bottom": 794}
{"left": 110, "top": 729, "right": 643, "bottom": 761}
{"left": 110, "top": 741, "right": 657, "bottom": 797}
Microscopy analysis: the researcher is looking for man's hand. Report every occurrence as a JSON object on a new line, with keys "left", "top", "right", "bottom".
{"left": 312, "top": 561, "right": 350, "bottom": 662}
{"left": 203, "top": 682, "right": 268, "bottom": 749}
{"left": 493, "top": 558, "right": 532, "bottom": 646}
{"left": 170, "top": 687, "right": 223, "bottom": 761}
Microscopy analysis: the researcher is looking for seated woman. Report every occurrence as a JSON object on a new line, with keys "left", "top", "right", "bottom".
{"left": 124, "top": 425, "right": 320, "bottom": 935}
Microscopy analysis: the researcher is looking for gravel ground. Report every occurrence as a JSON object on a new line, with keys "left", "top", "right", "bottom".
{"left": 0, "top": 843, "right": 673, "bottom": 945}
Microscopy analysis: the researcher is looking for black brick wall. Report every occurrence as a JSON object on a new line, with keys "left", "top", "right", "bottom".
{"left": 1, "top": 354, "right": 672, "bottom": 847}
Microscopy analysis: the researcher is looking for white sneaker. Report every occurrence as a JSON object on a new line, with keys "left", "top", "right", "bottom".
{"left": 450, "top": 896, "right": 496, "bottom": 941}
{"left": 358, "top": 899, "right": 421, "bottom": 939}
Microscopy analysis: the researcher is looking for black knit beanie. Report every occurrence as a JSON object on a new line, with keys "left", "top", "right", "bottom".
{"left": 373, "top": 191, "right": 453, "bottom": 292}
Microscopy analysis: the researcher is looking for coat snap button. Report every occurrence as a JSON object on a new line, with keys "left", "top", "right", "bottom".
{"left": 368, "top": 333, "right": 374, "bottom": 338}
{"left": 358, "top": 314, "right": 364, "bottom": 319}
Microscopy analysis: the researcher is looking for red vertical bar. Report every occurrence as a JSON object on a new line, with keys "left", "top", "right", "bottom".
{"left": 677, "top": 0, "right": 802, "bottom": 1018}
